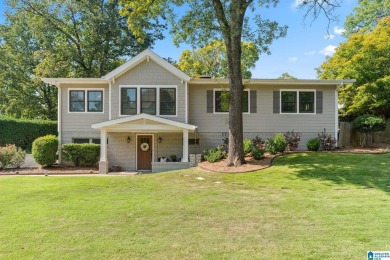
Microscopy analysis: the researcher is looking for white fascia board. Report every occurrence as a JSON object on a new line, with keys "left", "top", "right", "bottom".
{"left": 42, "top": 78, "right": 108, "bottom": 86}
{"left": 102, "top": 49, "right": 190, "bottom": 82}
{"left": 189, "top": 78, "right": 356, "bottom": 85}
{"left": 91, "top": 113, "right": 197, "bottom": 131}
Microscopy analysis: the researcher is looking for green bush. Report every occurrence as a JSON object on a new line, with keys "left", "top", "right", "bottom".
{"left": 0, "top": 117, "right": 57, "bottom": 151}
{"left": 266, "top": 133, "right": 287, "bottom": 155}
{"left": 32, "top": 135, "right": 58, "bottom": 166}
{"left": 352, "top": 115, "right": 386, "bottom": 133}
{"left": 62, "top": 143, "right": 100, "bottom": 166}
{"left": 0, "top": 144, "right": 26, "bottom": 169}
{"left": 252, "top": 145, "right": 265, "bottom": 160}
{"left": 243, "top": 139, "right": 253, "bottom": 155}
{"left": 203, "top": 146, "right": 226, "bottom": 163}
{"left": 307, "top": 138, "right": 320, "bottom": 151}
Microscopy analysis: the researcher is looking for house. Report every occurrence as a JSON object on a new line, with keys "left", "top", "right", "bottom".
{"left": 42, "top": 49, "right": 354, "bottom": 174}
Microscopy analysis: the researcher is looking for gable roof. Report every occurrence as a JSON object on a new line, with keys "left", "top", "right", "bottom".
{"left": 91, "top": 113, "right": 197, "bottom": 132}
{"left": 102, "top": 49, "right": 191, "bottom": 82}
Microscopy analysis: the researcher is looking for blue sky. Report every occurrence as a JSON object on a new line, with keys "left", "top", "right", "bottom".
{"left": 0, "top": 0, "right": 358, "bottom": 79}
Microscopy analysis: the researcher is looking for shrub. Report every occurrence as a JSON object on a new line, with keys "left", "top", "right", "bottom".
{"left": 0, "top": 117, "right": 57, "bottom": 151}
{"left": 32, "top": 135, "right": 58, "bottom": 166}
{"left": 203, "top": 146, "right": 226, "bottom": 163}
{"left": 243, "top": 139, "right": 253, "bottom": 155}
{"left": 266, "top": 133, "right": 287, "bottom": 155}
{"left": 0, "top": 144, "right": 26, "bottom": 169}
{"left": 307, "top": 138, "right": 320, "bottom": 151}
{"left": 317, "top": 129, "right": 336, "bottom": 151}
{"left": 352, "top": 115, "right": 386, "bottom": 133}
{"left": 62, "top": 143, "right": 100, "bottom": 166}
{"left": 252, "top": 136, "right": 264, "bottom": 148}
{"left": 284, "top": 130, "right": 301, "bottom": 151}
{"left": 252, "top": 145, "right": 265, "bottom": 160}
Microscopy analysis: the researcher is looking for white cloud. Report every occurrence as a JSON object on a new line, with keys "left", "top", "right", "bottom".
{"left": 320, "top": 45, "right": 337, "bottom": 56}
{"left": 288, "top": 56, "right": 298, "bottom": 62}
{"left": 291, "top": 0, "right": 305, "bottom": 9}
{"left": 334, "top": 26, "right": 345, "bottom": 35}
{"left": 304, "top": 50, "right": 316, "bottom": 55}
{"left": 324, "top": 34, "right": 335, "bottom": 40}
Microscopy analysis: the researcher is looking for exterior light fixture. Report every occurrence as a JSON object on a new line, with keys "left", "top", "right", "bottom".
{"left": 158, "top": 137, "right": 162, "bottom": 143}
{"left": 127, "top": 136, "right": 131, "bottom": 143}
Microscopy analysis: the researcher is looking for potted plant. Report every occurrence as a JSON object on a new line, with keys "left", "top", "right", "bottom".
{"left": 170, "top": 154, "right": 177, "bottom": 162}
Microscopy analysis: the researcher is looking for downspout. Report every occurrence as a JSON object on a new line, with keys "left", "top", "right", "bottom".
{"left": 185, "top": 80, "right": 188, "bottom": 123}
{"left": 109, "top": 80, "right": 112, "bottom": 120}
{"left": 335, "top": 82, "right": 343, "bottom": 147}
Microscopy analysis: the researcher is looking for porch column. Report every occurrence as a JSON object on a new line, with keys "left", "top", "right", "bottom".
{"left": 182, "top": 129, "right": 189, "bottom": 162}
{"left": 99, "top": 129, "right": 109, "bottom": 174}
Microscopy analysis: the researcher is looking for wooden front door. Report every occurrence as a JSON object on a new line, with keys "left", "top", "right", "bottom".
{"left": 137, "top": 135, "right": 152, "bottom": 170}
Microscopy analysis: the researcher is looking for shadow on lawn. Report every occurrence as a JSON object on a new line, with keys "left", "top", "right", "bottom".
{"left": 274, "top": 153, "right": 390, "bottom": 194}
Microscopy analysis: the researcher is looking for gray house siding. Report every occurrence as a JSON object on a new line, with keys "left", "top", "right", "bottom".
{"left": 111, "top": 60, "right": 186, "bottom": 123}
{"left": 188, "top": 83, "right": 337, "bottom": 151}
{"left": 60, "top": 83, "right": 109, "bottom": 144}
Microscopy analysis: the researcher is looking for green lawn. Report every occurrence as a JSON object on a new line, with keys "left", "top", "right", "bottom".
{"left": 1, "top": 153, "right": 390, "bottom": 259}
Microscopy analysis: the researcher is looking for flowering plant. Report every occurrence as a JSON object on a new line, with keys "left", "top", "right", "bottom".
{"left": 284, "top": 131, "right": 301, "bottom": 151}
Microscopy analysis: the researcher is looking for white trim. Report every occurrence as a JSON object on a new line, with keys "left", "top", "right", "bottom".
{"left": 118, "top": 85, "right": 178, "bottom": 117}
{"left": 182, "top": 130, "right": 189, "bottom": 162}
{"left": 279, "top": 89, "right": 317, "bottom": 115}
{"left": 42, "top": 78, "right": 108, "bottom": 86}
{"left": 185, "top": 81, "right": 188, "bottom": 123}
{"left": 91, "top": 113, "right": 197, "bottom": 131}
{"left": 136, "top": 134, "right": 154, "bottom": 171}
{"left": 68, "top": 88, "right": 105, "bottom": 114}
{"left": 335, "top": 89, "right": 339, "bottom": 145}
{"left": 213, "top": 88, "right": 250, "bottom": 114}
{"left": 190, "top": 78, "right": 356, "bottom": 85}
{"left": 103, "top": 49, "right": 190, "bottom": 82}
{"left": 58, "top": 85, "right": 62, "bottom": 164}
{"left": 109, "top": 81, "right": 112, "bottom": 120}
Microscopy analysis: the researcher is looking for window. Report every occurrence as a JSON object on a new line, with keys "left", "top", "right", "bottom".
{"left": 215, "top": 90, "right": 249, "bottom": 113}
{"left": 119, "top": 86, "right": 177, "bottom": 116}
{"left": 87, "top": 91, "right": 103, "bottom": 112}
{"left": 299, "top": 92, "right": 315, "bottom": 113}
{"left": 281, "top": 90, "right": 315, "bottom": 114}
{"left": 141, "top": 88, "right": 156, "bottom": 114}
{"left": 73, "top": 138, "right": 100, "bottom": 144}
{"left": 160, "top": 88, "right": 176, "bottom": 115}
{"left": 70, "top": 91, "right": 85, "bottom": 112}
{"left": 69, "top": 89, "right": 103, "bottom": 113}
{"left": 281, "top": 91, "right": 297, "bottom": 113}
{"left": 121, "top": 88, "right": 137, "bottom": 115}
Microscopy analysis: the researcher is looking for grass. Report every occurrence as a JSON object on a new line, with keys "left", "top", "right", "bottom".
{"left": 1, "top": 153, "right": 390, "bottom": 259}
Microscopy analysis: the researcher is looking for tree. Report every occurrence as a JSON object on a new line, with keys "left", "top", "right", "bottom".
{"left": 0, "top": 0, "right": 163, "bottom": 119}
{"left": 344, "top": 0, "right": 390, "bottom": 37}
{"left": 277, "top": 72, "right": 298, "bottom": 80}
{"left": 317, "top": 17, "right": 390, "bottom": 120}
{"left": 178, "top": 40, "right": 259, "bottom": 78}
{"left": 119, "top": 0, "right": 341, "bottom": 166}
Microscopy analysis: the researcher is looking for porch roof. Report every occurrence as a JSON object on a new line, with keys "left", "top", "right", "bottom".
{"left": 91, "top": 113, "right": 197, "bottom": 132}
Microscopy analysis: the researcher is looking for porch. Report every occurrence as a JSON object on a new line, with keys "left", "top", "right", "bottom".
{"left": 91, "top": 114, "right": 197, "bottom": 174}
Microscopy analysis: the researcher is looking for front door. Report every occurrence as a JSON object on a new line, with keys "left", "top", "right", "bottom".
{"left": 137, "top": 135, "right": 152, "bottom": 170}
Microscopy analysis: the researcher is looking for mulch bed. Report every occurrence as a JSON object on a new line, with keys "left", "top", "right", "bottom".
{"left": 0, "top": 165, "right": 99, "bottom": 175}
{"left": 1, "top": 144, "right": 389, "bottom": 175}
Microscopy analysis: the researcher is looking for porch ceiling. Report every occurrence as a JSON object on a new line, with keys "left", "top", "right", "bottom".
{"left": 91, "top": 113, "right": 197, "bottom": 132}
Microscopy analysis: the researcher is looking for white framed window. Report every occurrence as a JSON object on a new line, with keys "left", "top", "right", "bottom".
{"left": 280, "top": 90, "right": 316, "bottom": 114}
{"left": 119, "top": 85, "right": 178, "bottom": 117}
{"left": 68, "top": 89, "right": 104, "bottom": 113}
{"left": 213, "top": 89, "right": 250, "bottom": 114}
{"left": 72, "top": 138, "right": 100, "bottom": 144}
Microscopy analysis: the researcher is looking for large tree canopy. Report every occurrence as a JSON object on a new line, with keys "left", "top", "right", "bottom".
{"left": 0, "top": 0, "right": 163, "bottom": 119}
{"left": 177, "top": 40, "right": 259, "bottom": 78}
{"left": 119, "top": 0, "right": 341, "bottom": 166}
{"left": 317, "top": 17, "right": 390, "bottom": 120}
{"left": 344, "top": 0, "right": 390, "bottom": 37}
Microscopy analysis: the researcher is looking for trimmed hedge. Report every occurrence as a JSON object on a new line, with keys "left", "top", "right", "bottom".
{"left": 32, "top": 135, "right": 58, "bottom": 166}
{"left": 0, "top": 117, "right": 57, "bottom": 151}
{"left": 62, "top": 143, "right": 100, "bottom": 166}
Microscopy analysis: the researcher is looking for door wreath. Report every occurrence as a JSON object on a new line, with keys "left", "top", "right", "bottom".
{"left": 140, "top": 142, "right": 150, "bottom": 152}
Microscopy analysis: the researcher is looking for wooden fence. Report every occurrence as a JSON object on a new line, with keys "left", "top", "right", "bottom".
{"left": 339, "top": 119, "right": 390, "bottom": 147}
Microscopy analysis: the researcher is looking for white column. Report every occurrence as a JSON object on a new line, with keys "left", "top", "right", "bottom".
{"left": 182, "top": 130, "right": 189, "bottom": 162}
{"left": 99, "top": 129, "right": 109, "bottom": 174}
{"left": 100, "top": 129, "right": 108, "bottom": 161}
